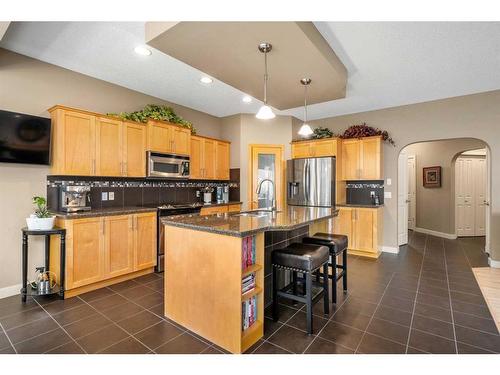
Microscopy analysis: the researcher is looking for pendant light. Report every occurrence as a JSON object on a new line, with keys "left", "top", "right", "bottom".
{"left": 298, "top": 78, "right": 314, "bottom": 137}
{"left": 256, "top": 42, "right": 276, "bottom": 120}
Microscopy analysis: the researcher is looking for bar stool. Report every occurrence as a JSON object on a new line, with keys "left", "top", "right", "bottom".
{"left": 272, "top": 242, "right": 329, "bottom": 334}
{"left": 302, "top": 233, "right": 348, "bottom": 304}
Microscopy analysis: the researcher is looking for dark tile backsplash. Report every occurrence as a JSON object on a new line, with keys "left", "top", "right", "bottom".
{"left": 346, "top": 180, "right": 384, "bottom": 205}
{"left": 229, "top": 168, "right": 240, "bottom": 202}
{"left": 47, "top": 176, "right": 239, "bottom": 211}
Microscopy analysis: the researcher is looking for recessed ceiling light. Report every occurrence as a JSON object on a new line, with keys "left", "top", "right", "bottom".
{"left": 134, "top": 46, "right": 152, "bottom": 56}
{"left": 242, "top": 95, "right": 252, "bottom": 103}
{"left": 200, "top": 77, "right": 213, "bottom": 84}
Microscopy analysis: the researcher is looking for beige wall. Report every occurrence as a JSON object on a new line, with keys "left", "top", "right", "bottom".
{"left": 403, "top": 139, "right": 486, "bottom": 235}
{"left": 0, "top": 48, "right": 223, "bottom": 293}
{"left": 220, "top": 115, "right": 242, "bottom": 169}
{"left": 294, "top": 90, "right": 500, "bottom": 260}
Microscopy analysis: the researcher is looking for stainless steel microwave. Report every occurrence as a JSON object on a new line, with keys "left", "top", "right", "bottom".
{"left": 147, "top": 151, "right": 190, "bottom": 179}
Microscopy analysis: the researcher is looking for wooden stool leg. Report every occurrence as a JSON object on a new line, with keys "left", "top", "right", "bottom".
{"left": 272, "top": 266, "right": 279, "bottom": 322}
{"left": 21, "top": 234, "right": 28, "bottom": 303}
{"left": 323, "top": 263, "right": 329, "bottom": 315}
{"left": 305, "top": 272, "right": 313, "bottom": 334}
{"left": 332, "top": 253, "right": 337, "bottom": 304}
{"left": 343, "top": 249, "right": 348, "bottom": 292}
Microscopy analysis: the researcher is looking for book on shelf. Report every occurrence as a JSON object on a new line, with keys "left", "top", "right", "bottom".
{"left": 242, "top": 236, "right": 256, "bottom": 269}
{"left": 242, "top": 295, "right": 257, "bottom": 331}
{"left": 242, "top": 272, "right": 256, "bottom": 294}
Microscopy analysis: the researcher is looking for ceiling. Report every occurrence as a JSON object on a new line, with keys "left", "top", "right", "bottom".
{"left": 146, "top": 22, "right": 347, "bottom": 109}
{"left": 1, "top": 22, "right": 500, "bottom": 121}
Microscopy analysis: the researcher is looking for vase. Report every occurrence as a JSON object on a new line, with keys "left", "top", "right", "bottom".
{"left": 26, "top": 214, "right": 56, "bottom": 230}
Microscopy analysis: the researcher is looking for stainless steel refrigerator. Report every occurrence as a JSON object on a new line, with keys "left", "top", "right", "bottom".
{"left": 287, "top": 157, "right": 336, "bottom": 207}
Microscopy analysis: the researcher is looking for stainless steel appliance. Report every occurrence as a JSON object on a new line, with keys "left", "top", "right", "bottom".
{"left": 287, "top": 157, "right": 336, "bottom": 207}
{"left": 147, "top": 151, "right": 190, "bottom": 179}
{"left": 151, "top": 203, "right": 202, "bottom": 272}
{"left": 60, "top": 185, "right": 91, "bottom": 212}
{"left": 216, "top": 186, "right": 229, "bottom": 204}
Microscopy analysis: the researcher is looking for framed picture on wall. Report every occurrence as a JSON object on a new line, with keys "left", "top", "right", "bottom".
{"left": 423, "top": 166, "right": 441, "bottom": 188}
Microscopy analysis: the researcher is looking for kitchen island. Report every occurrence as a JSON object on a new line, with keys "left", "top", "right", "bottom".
{"left": 162, "top": 206, "right": 338, "bottom": 353}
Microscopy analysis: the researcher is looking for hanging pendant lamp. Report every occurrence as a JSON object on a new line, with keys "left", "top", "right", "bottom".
{"left": 298, "top": 78, "right": 313, "bottom": 137}
{"left": 256, "top": 42, "right": 276, "bottom": 120}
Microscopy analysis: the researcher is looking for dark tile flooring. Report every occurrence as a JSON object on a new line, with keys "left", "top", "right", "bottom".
{"left": 0, "top": 232, "right": 499, "bottom": 354}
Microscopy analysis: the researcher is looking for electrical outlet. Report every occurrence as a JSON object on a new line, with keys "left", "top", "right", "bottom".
{"left": 384, "top": 191, "right": 392, "bottom": 199}
{"left": 370, "top": 191, "right": 375, "bottom": 197}
{"left": 387, "top": 178, "right": 392, "bottom": 186}
{"left": 196, "top": 190, "right": 200, "bottom": 198}
{"left": 108, "top": 191, "right": 115, "bottom": 201}
{"left": 102, "top": 192, "right": 108, "bottom": 201}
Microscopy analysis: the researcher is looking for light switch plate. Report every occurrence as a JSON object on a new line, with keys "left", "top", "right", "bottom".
{"left": 384, "top": 191, "right": 392, "bottom": 199}
{"left": 102, "top": 192, "right": 108, "bottom": 201}
{"left": 386, "top": 178, "right": 392, "bottom": 186}
{"left": 108, "top": 192, "right": 115, "bottom": 201}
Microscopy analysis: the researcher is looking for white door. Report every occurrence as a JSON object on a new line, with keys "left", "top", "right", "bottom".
{"left": 398, "top": 152, "right": 409, "bottom": 245}
{"left": 456, "top": 157, "right": 475, "bottom": 236}
{"left": 474, "top": 158, "right": 487, "bottom": 236}
{"left": 407, "top": 155, "right": 416, "bottom": 230}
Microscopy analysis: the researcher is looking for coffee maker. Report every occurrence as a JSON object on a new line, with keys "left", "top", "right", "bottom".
{"left": 60, "top": 186, "right": 91, "bottom": 212}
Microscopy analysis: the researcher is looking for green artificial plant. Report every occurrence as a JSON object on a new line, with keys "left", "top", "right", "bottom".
{"left": 32, "top": 196, "right": 52, "bottom": 218}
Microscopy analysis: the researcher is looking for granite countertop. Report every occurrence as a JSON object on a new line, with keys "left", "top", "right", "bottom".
{"left": 200, "top": 201, "right": 242, "bottom": 208}
{"left": 54, "top": 206, "right": 158, "bottom": 219}
{"left": 336, "top": 203, "right": 384, "bottom": 209}
{"left": 162, "top": 206, "right": 339, "bottom": 237}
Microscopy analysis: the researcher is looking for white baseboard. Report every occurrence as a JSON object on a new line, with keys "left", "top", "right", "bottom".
{"left": 0, "top": 284, "right": 21, "bottom": 299}
{"left": 414, "top": 227, "right": 457, "bottom": 240}
{"left": 381, "top": 246, "right": 399, "bottom": 254}
{"left": 488, "top": 257, "right": 500, "bottom": 268}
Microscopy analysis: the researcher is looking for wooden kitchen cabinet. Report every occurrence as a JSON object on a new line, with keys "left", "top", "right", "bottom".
{"left": 50, "top": 107, "right": 96, "bottom": 175}
{"left": 200, "top": 203, "right": 241, "bottom": 215}
{"left": 334, "top": 206, "right": 383, "bottom": 258}
{"left": 134, "top": 212, "right": 157, "bottom": 271}
{"left": 190, "top": 135, "right": 230, "bottom": 180}
{"left": 104, "top": 215, "right": 134, "bottom": 279}
{"left": 51, "top": 212, "right": 157, "bottom": 298}
{"left": 291, "top": 138, "right": 339, "bottom": 159}
{"left": 96, "top": 117, "right": 123, "bottom": 177}
{"left": 341, "top": 136, "right": 382, "bottom": 180}
{"left": 123, "top": 121, "right": 147, "bottom": 177}
{"left": 147, "top": 120, "right": 191, "bottom": 155}
{"left": 215, "top": 141, "right": 230, "bottom": 180}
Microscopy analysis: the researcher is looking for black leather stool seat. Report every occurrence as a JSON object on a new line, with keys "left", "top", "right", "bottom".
{"left": 272, "top": 243, "right": 329, "bottom": 272}
{"left": 303, "top": 233, "right": 348, "bottom": 254}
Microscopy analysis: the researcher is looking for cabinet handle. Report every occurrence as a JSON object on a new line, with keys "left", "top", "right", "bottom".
{"left": 92, "top": 159, "right": 96, "bottom": 175}
{"left": 120, "top": 162, "right": 123, "bottom": 176}
{"left": 102, "top": 220, "right": 105, "bottom": 236}
{"left": 124, "top": 162, "right": 127, "bottom": 176}
{"left": 129, "top": 216, "right": 133, "bottom": 230}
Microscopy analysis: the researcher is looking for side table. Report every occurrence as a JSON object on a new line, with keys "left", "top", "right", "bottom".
{"left": 21, "top": 227, "right": 66, "bottom": 303}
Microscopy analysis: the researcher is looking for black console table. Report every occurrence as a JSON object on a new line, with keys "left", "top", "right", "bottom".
{"left": 21, "top": 227, "right": 66, "bottom": 303}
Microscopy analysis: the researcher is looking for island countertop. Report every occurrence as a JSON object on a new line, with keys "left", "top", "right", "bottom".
{"left": 161, "top": 205, "right": 339, "bottom": 237}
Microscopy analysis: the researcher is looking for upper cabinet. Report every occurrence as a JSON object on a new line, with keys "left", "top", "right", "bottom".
{"left": 341, "top": 136, "right": 383, "bottom": 180}
{"left": 190, "top": 135, "right": 230, "bottom": 180}
{"left": 291, "top": 138, "right": 339, "bottom": 159}
{"left": 50, "top": 106, "right": 147, "bottom": 177}
{"left": 147, "top": 120, "right": 190, "bottom": 155}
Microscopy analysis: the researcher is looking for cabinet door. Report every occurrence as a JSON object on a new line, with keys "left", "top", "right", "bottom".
{"left": 55, "top": 110, "right": 96, "bottom": 175}
{"left": 67, "top": 218, "right": 104, "bottom": 289}
{"left": 123, "top": 122, "right": 147, "bottom": 177}
{"left": 227, "top": 204, "right": 241, "bottom": 213}
{"left": 313, "top": 139, "right": 337, "bottom": 157}
{"left": 172, "top": 127, "right": 191, "bottom": 155}
{"left": 147, "top": 121, "right": 172, "bottom": 153}
{"left": 334, "top": 208, "right": 353, "bottom": 248}
{"left": 354, "top": 209, "right": 376, "bottom": 252}
{"left": 342, "top": 139, "right": 360, "bottom": 180}
{"left": 291, "top": 142, "right": 311, "bottom": 159}
{"left": 96, "top": 117, "right": 123, "bottom": 177}
{"left": 134, "top": 213, "right": 157, "bottom": 271}
{"left": 215, "top": 141, "right": 230, "bottom": 180}
{"left": 203, "top": 138, "right": 217, "bottom": 179}
{"left": 361, "top": 137, "right": 382, "bottom": 179}
{"left": 104, "top": 215, "right": 134, "bottom": 279}
{"left": 190, "top": 136, "right": 204, "bottom": 179}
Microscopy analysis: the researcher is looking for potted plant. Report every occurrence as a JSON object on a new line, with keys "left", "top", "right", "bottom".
{"left": 26, "top": 196, "right": 56, "bottom": 230}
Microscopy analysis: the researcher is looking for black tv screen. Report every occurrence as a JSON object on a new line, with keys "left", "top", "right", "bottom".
{"left": 0, "top": 109, "right": 51, "bottom": 165}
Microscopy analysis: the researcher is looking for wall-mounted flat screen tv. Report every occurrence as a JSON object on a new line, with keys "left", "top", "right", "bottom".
{"left": 0, "top": 109, "right": 51, "bottom": 165}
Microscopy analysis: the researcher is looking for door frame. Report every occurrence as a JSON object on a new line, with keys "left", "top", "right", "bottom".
{"left": 407, "top": 154, "right": 416, "bottom": 231}
{"left": 397, "top": 151, "right": 409, "bottom": 246}
{"left": 248, "top": 144, "right": 285, "bottom": 211}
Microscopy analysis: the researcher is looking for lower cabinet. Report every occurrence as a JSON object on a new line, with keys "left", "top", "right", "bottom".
{"left": 52, "top": 212, "right": 157, "bottom": 296}
{"left": 334, "top": 207, "right": 383, "bottom": 258}
{"left": 200, "top": 203, "right": 241, "bottom": 215}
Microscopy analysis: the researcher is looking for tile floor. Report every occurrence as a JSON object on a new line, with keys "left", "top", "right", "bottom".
{"left": 0, "top": 232, "right": 499, "bottom": 354}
